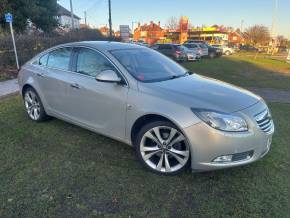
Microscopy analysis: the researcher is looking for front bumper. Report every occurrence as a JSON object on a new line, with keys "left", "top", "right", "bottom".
{"left": 183, "top": 101, "right": 274, "bottom": 172}
{"left": 187, "top": 54, "right": 198, "bottom": 61}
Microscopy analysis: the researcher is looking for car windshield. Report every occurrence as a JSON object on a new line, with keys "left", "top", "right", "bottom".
{"left": 199, "top": 44, "right": 208, "bottom": 48}
{"left": 110, "top": 48, "right": 188, "bottom": 83}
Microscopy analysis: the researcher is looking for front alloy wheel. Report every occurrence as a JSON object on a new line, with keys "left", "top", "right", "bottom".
{"left": 136, "top": 121, "right": 190, "bottom": 175}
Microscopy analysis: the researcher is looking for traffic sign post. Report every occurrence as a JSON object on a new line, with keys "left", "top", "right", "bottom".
{"left": 5, "top": 13, "right": 19, "bottom": 70}
{"left": 287, "top": 50, "right": 290, "bottom": 63}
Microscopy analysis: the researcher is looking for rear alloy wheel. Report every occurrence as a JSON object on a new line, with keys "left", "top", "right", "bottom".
{"left": 209, "top": 52, "right": 215, "bottom": 59}
{"left": 24, "top": 88, "right": 47, "bottom": 122}
{"left": 225, "top": 50, "right": 231, "bottom": 56}
{"left": 136, "top": 121, "right": 190, "bottom": 175}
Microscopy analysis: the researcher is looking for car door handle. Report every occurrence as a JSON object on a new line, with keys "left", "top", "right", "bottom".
{"left": 36, "top": 72, "right": 45, "bottom": 77}
{"left": 70, "top": 83, "right": 80, "bottom": 89}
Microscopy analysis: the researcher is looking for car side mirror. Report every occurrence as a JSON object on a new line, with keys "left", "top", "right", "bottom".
{"left": 95, "top": 70, "right": 122, "bottom": 83}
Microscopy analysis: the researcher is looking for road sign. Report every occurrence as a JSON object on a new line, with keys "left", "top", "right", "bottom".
{"left": 4, "top": 13, "right": 19, "bottom": 69}
{"left": 287, "top": 50, "right": 290, "bottom": 63}
{"left": 120, "top": 25, "right": 130, "bottom": 42}
{"left": 5, "top": 13, "right": 13, "bottom": 23}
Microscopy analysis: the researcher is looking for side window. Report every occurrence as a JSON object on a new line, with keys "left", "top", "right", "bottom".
{"left": 47, "top": 47, "right": 72, "bottom": 71}
{"left": 39, "top": 53, "right": 48, "bottom": 66}
{"left": 76, "top": 48, "right": 115, "bottom": 77}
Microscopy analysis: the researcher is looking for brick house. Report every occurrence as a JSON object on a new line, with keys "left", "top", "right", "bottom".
{"left": 133, "top": 21, "right": 164, "bottom": 44}
{"left": 228, "top": 31, "right": 245, "bottom": 45}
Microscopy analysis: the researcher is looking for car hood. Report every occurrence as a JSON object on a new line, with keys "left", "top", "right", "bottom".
{"left": 139, "top": 74, "right": 261, "bottom": 113}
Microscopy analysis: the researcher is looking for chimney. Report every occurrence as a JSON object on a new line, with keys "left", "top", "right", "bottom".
{"left": 150, "top": 21, "right": 153, "bottom": 27}
{"left": 158, "top": 21, "right": 160, "bottom": 27}
{"left": 138, "top": 22, "right": 140, "bottom": 28}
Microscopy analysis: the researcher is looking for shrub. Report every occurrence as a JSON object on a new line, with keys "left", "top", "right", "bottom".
{"left": 0, "top": 29, "right": 118, "bottom": 67}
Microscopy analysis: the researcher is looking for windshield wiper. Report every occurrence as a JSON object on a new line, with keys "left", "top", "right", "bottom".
{"left": 168, "top": 72, "right": 192, "bottom": 80}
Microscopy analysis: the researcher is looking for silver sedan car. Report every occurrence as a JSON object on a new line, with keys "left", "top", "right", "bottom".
{"left": 18, "top": 41, "right": 274, "bottom": 175}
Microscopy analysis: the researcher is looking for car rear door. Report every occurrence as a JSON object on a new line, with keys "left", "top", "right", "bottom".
{"left": 35, "top": 47, "right": 73, "bottom": 114}
{"left": 63, "top": 47, "right": 129, "bottom": 139}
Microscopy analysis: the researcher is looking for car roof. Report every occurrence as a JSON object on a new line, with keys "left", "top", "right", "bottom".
{"left": 52, "top": 41, "right": 144, "bottom": 52}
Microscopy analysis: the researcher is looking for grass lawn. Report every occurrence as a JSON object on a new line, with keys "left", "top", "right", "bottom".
{"left": 0, "top": 96, "right": 290, "bottom": 217}
{"left": 182, "top": 54, "right": 290, "bottom": 90}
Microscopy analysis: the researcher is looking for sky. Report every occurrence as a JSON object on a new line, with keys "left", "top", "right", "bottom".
{"left": 58, "top": 0, "right": 290, "bottom": 38}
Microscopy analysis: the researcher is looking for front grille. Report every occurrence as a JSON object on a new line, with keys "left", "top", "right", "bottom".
{"left": 255, "top": 109, "right": 274, "bottom": 134}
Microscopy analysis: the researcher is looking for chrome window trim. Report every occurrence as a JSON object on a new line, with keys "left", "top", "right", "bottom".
{"left": 30, "top": 45, "right": 129, "bottom": 87}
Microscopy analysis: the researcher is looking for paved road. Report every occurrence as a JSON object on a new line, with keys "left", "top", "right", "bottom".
{"left": 0, "top": 79, "right": 19, "bottom": 99}
{"left": 0, "top": 79, "right": 290, "bottom": 104}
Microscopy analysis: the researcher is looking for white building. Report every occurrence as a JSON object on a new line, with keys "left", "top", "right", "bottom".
{"left": 57, "top": 4, "right": 81, "bottom": 29}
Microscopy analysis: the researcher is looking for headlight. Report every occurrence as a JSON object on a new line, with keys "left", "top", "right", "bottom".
{"left": 191, "top": 108, "right": 248, "bottom": 132}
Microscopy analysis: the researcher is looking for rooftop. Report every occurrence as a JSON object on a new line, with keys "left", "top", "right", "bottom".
{"left": 57, "top": 4, "right": 81, "bottom": 20}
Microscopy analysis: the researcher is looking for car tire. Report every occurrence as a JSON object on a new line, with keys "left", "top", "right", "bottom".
{"left": 135, "top": 121, "right": 190, "bottom": 175}
{"left": 225, "top": 51, "right": 231, "bottom": 56}
{"left": 209, "top": 52, "right": 215, "bottom": 59}
{"left": 23, "top": 87, "right": 48, "bottom": 122}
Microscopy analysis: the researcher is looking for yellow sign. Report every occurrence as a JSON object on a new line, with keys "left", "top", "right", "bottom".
{"left": 179, "top": 16, "right": 188, "bottom": 44}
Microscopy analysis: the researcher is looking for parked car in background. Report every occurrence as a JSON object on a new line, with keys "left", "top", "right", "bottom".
{"left": 183, "top": 42, "right": 208, "bottom": 57}
{"left": 129, "top": 40, "right": 149, "bottom": 47}
{"left": 180, "top": 46, "right": 200, "bottom": 61}
{"left": 150, "top": 43, "right": 187, "bottom": 62}
{"left": 212, "top": 44, "right": 235, "bottom": 55}
{"left": 239, "top": 45, "right": 259, "bottom": 52}
{"left": 184, "top": 40, "right": 206, "bottom": 44}
{"left": 183, "top": 43, "right": 202, "bottom": 57}
{"left": 206, "top": 45, "right": 223, "bottom": 58}
{"left": 198, "top": 43, "right": 210, "bottom": 57}
{"left": 18, "top": 41, "right": 274, "bottom": 175}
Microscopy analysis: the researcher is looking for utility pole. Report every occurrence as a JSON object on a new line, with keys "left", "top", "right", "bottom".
{"left": 270, "top": 0, "right": 278, "bottom": 55}
{"left": 108, "top": 0, "right": 113, "bottom": 38}
{"left": 271, "top": 0, "right": 278, "bottom": 38}
{"left": 70, "top": 0, "right": 75, "bottom": 29}
{"left": 240, "top": 19, "right": 244, "bottom": 32}
{"left": 131, "top": 21, "right": 137, "bottom": 35}
{"left": 84, "top": 11, "right": 87, "bottom": 25}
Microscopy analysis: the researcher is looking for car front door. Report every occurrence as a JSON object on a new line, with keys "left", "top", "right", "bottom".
{"left": 63, "top": 47, "right": 129, "bottom": 139}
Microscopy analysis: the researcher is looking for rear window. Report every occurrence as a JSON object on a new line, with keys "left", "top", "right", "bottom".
{"left": 184, "top": 44, "right": 197, "bottom": 48}
{"left": 199, "top": 44, "right": 207, "bottom": 48}
{"left": 47, "top": 47, "right": 72, "bottom": 71}
{"left": 174, "top": 45, "right": 183, "bottom": 51}
{"left": 159, "top": 44, "right": 172, "bottom": 49}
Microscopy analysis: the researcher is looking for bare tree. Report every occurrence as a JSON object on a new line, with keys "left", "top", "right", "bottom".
{"left": 276, "top": 35, "right": 288, "bottom": 46}
{"left": 165, "top": 16, "right": 179, "bottom": 30}
{"left": 243, "top": 25, "right": 270, "bottom": 46}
